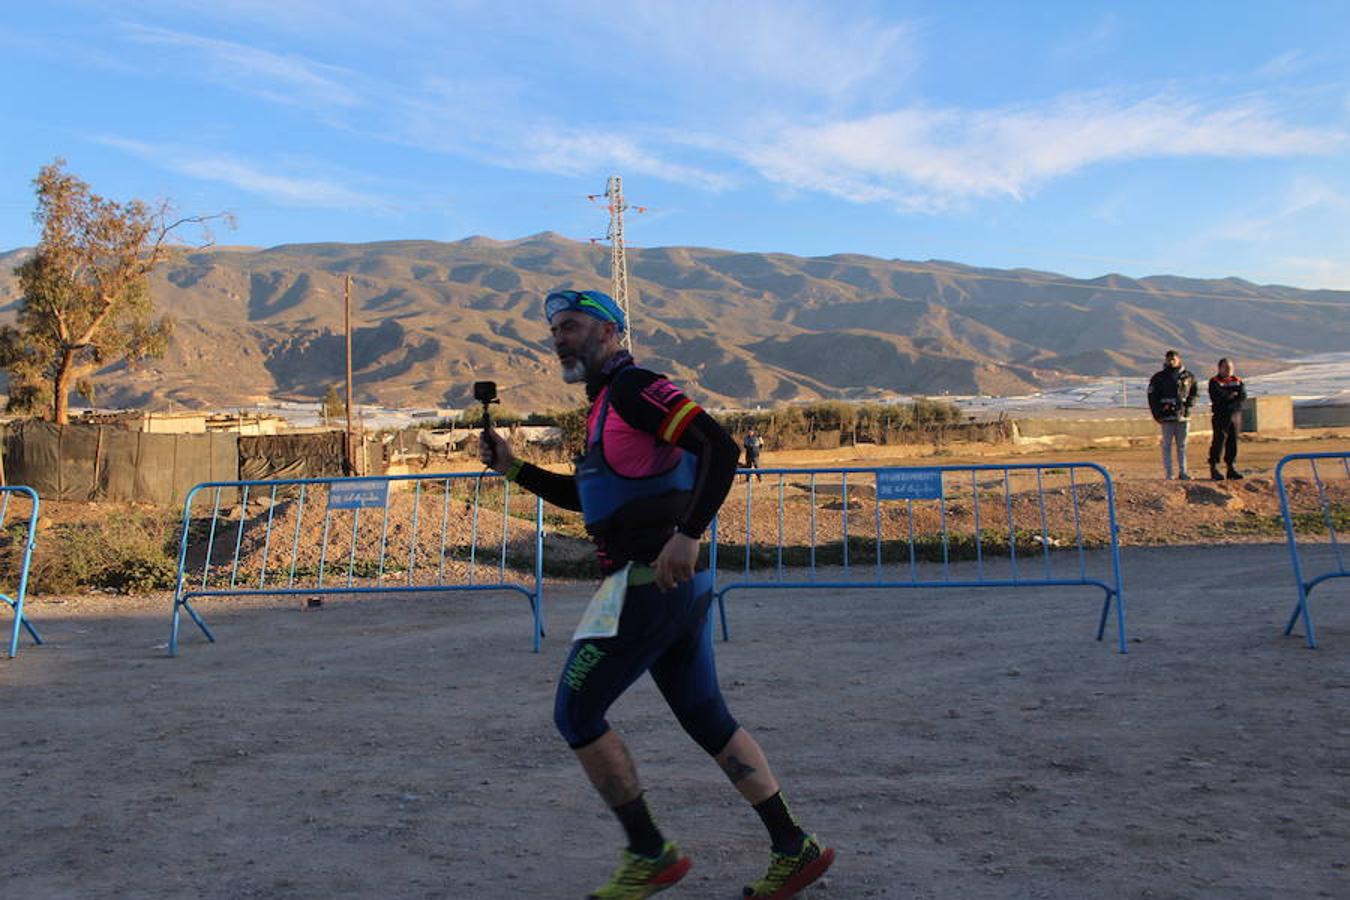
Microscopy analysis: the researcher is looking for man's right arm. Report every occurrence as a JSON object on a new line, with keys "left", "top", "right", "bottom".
{"left": 512, "top": 462, "right": 581, "bottom": 511}
{"left": 479, "top": 427, "right": 581, "bottom": 510}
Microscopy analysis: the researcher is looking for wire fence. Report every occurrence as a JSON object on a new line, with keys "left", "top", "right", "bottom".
{"left": 1, "top": 486, "right": 41, "bottom": 658}
{"left": 169, "top": 472, "right": 544, "bottom": 655}
{"left": 711, "top": 462, "right": 1128, "bottom": 652}
{"left": 1276, "top": 452, "right": 1349, "bottom": 648}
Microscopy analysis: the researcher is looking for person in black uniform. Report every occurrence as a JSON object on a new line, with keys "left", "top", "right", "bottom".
{"left": 478, "top": 289, "right": 834, "bottom": 900}
{"left": 1207, "top": 357, "right": 1247, "bottom": 480}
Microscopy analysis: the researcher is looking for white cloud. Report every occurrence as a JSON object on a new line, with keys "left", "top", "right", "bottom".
{"left": 1082, "top": 12, "right": 1119, "bottom": 45}
{"left": 520, "top": 131, "right": 736, "bottom": 192}
{"left": 581, "top": 0, "right": 918, "bottom": 99}
{"left": 0, "top": 21, "right": 143, "bottom": 75}
{"left": 735, "top": 92, "right": 1346, "bottom": 208}
{"left": 0, "top": 22, "right": 52, "bottom": 52}
{"left": 386, "top": 78, "right": 736, "bottom": 192}
{"left": 111, "top": 0, "right": 477, "bottom": 38}
{"left": 1255, "top": 50, "right": 1307, "bottom": 78}
{"left": 1090, "top": 191, "right": 1130, "bottom": 226}
{"left": 1206, "top": 179, "right": 1349, "bottom": 243}
{"left": 1268, "top": 256, "right": 1350, "bottom": 290}
{"left": 111, "top": 22, "right": 736, "bottom": 193}
{"left": 1178, "top": 179, "right": 1350, "bottom": 288}
{"left": 97, "top": 11, "right": 1345, "bottom": 213}
{"left": 1051, "top": 11, "right": 1119, "bottom": 62}
{"left": 98, "top": 137, "right": 390, "bottom": 209}
{"left": 121, "top": 24, "right": 363, "bottom": 109}
{"left": 115, "top": 0, "right": 918, "bottom": 103}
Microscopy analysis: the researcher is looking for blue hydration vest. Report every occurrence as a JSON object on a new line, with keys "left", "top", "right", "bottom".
{"left": 575, "top": 377, "right": 699, "bottom": 533}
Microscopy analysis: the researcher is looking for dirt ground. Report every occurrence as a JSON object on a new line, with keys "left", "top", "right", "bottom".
{"left": 3, "top": 434, "right": 1348, "bottom": 899}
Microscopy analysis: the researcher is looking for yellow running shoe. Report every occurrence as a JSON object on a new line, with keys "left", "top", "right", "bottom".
{"left": 742, "top": 835, "right": 835, "bottom": 899}
{"left": 587, "top": 841, "right": 691, "bottom": 899}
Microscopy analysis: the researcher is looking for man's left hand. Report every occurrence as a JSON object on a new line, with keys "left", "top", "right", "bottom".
{"left": 652, "top": 532, "right": 699, "bottom": 591}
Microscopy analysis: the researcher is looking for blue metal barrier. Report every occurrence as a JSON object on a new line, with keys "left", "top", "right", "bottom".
{"left": 1276, "top": 452, "right": 1349, "bottom": 648}
{"left": 1, "top": 485, "right": 41, "bottom": 659}
{"left": 710, "top": 463, "right": 1128, "bottom": 652}
{"left": 169, "top": 472, "right": 545, "bottom": 655}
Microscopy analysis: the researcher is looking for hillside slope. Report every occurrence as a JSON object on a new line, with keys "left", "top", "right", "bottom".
{"left": 1, "top": 235, "right": 1345, "bottom": 410}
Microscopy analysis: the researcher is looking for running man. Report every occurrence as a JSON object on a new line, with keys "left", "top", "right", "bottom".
{"left": 479, "top": 289, "right": 834, "bottom": 899}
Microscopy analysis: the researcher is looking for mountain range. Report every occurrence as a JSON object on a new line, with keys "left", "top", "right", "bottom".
{"left": 2, "top": 233, "right": 1347, "bottom": 412}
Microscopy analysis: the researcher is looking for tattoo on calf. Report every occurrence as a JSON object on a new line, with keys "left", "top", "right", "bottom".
{"left": 720, "top": 754, "right": 757, "bottom": 784}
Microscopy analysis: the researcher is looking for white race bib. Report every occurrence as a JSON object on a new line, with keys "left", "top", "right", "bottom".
{"left": 573, "top": 563, "right": 632, "bottom": 641}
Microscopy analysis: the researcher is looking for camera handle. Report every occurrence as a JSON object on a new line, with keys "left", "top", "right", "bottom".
{"left": 480, "top": 400, "right": 497, "bottom": 468}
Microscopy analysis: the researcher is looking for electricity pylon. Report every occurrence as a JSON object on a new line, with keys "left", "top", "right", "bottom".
{"left": 588, "top": 175, "right": 644, "bottom": 351}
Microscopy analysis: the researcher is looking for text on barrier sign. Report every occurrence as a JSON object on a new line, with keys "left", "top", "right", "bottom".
{"left": 876, "top": 468, "right": 944, "bottom": 501}
{"left": 327, "top": 480, "right": 390, "bottom": 510}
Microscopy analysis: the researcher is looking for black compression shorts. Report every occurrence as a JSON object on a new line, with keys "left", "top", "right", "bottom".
{"left": 553, "top": 569, "right": 739, "bottom": 756}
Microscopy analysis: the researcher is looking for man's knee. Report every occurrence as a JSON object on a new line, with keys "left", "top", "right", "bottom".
{"left": 673, "top": 696, "right": 739, "bottom": 756}
{"left": 554, "top": 687, "right": 610, "bottom": 749}
{"left": 554, "top": 641, "right": 615, "bottom": 749}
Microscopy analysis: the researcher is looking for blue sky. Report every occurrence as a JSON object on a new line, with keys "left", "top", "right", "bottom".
{"left": 2, "top": 1, "right": 1348, "bottom": 288}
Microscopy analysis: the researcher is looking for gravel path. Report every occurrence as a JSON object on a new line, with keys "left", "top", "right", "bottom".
{"left": 4, "top": 541, "right": 1347, "bottom": 898}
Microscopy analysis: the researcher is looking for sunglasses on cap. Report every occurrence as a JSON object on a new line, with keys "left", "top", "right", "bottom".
{"left": 544, "top": 290, "right": 626, "bottom": 331}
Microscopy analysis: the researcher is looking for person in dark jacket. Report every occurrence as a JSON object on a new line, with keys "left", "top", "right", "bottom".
{"left": 1207, "top": 357, "right": 1247, "bottom": 480}
{"left": 1147, "top": 350, "right": 1198, "bottom": 480}
{"left": 743, "top": 428, "right": 763, "bottom": 482}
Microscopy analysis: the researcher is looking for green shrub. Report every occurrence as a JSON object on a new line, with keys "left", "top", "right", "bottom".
{"left": 715, "top": 398, "right": 969, "bottom": 449}
{"left": 25, "top": 511, "right": 180, "bottom": 595}
{"left": 103, "top": 550, "right": 179, "bottom": 594}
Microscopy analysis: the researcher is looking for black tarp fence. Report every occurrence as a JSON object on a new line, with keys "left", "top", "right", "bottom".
{"left": 2, "top": 420, "right": 238, "bottom": 505}
{"left": 0, "top": 422, "right": 382, "bottom": 505}
{"left": 238, "top": 432, "right": 349, "bottom": 482}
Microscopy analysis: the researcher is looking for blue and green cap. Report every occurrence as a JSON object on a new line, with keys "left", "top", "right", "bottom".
{"left": 544, "top": 289, "right": 626, "bottom": 332}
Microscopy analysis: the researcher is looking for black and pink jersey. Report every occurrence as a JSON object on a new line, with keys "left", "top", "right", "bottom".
{"left": 511, "top": 354, "right": 740, "bottom": 573}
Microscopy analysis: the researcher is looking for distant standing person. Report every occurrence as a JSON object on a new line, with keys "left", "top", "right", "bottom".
{"left": 1147, "top": 349, "right": 1198, "bottom": 480}
{"left": 743, "top": 428, "right": 763, "bottom": 482}
{"left": 1207, "top": 358, "right": 1247, "bottom": 481}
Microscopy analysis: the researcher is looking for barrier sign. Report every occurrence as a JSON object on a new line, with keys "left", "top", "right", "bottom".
{"left": 327, "top": 480, "right": 390, "bottom": 510}
{"left": 876, "top": 469, "right": 944, "bottom": 501}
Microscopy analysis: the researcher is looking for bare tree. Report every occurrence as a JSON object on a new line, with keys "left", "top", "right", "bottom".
{"left": 1, "top": 159, "right": 230, "bottom": 423}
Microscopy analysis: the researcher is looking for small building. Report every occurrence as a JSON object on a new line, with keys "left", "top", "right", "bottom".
{"left": 1242, "top": 396, "right": 1294, "bottom": 434}
{"left": 72, "top": 409, "right": 286, "bottom": 435}
{"left": 75, "top": 410, "right": 210, "bottom": 433}
{"left": 204, "top": 413, "right": 285, "bottom": 436}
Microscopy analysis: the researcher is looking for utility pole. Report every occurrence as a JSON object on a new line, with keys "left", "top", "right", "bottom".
{"left": 589, "top": 175, "right": 645, "bottom": 352}
{"left": 345, "top": 274, "right": 356, "bottom": 476}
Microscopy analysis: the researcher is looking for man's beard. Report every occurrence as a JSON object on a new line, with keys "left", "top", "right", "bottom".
{"left": 560, "top": 357, "right": 588, "bottom": 383}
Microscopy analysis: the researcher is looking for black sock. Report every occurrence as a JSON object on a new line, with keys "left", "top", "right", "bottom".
{"left": 753, "top": 791, "right": 807, "bottom": 854}
{"left": 613, "top": 793, "right": 665, "bottom": 858}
